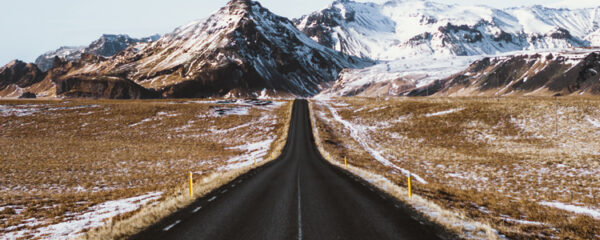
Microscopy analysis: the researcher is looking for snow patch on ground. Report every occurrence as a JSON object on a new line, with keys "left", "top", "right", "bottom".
{"left": 221, "top": 138, "right": 275, "bottom": 171}
{"left": 129, "top": 117, "right": 155, "bottom": 127}
{"left": 321, "top": 101, "right": 427, "bottom": 184}
{"left": 539, "top": 201, "right": 600, "bottom": 219}
{"left": 500, "top": 216, "right": 545, "bottom": 226}
{"left": 0, "top": 104, "right": 100, "bottom": 117}
{"left": 425, "top": 108, "right": 465, "bottom": 117}
{"left": 210, "top": 107, "right": 249, "bottom": 117}
{"left": 2, "top": 192, "right": 162, "bottom": 240}
{"left": 587, "top": 117, "right": 600, "bottom": 128}
{"left": 129, "top": 111, "right": 180, "bottom": 127}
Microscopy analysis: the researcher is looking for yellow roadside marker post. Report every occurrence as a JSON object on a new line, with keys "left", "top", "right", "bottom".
{"left": 344, "top": 156, "right": 347, "bottom": 168}
{"left": 408, "top": 173, "right": 412, "bottom": 199}
{"left": 328, "top": 153, "right": 331, "bottom": 160}
{"left": 189, "top": 171, "right": 193, "bottom": 198}
{"left": 254, "top": 157, "right": 257, "bottom": 167}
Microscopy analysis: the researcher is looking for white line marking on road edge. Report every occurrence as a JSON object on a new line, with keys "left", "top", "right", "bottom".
{"left": 369, "top": 188, "right": 374, "bottom": 192}
{"left": 222, "top": 189, "right": 228, "bottom": 193}
{"left": 231, "top": 184, "right": 236, "bottom": 187}
{"left": 163, "top": 220, "right": 181, "bottom": 231}
{"left": 192, "top": 206, "right": 202, "bottom": 213}
{"left": 395, "top": 204, "right": 400, "bottom": 209}
{"left": 297, "top": 170, "right": 303, "bottom": 240}
{"left": 208, "top": 196, "right": 217, "bottom": 202}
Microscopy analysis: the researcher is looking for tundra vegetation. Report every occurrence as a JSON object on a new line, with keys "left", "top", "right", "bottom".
{"left": 312, "top": 97, "right": 600, "bottom": 239}
{"left": 0, "top": 99, "right": 292, "bottom": 239}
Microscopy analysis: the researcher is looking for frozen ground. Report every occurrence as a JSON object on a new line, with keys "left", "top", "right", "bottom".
{"left": 311, "top": 97, "right": 600, "bottom": 239}
{"left": 2, "top": 192, "right": 162, "bottom": 240}
{"left": 0, "top": 99, "right": 290, "bottom": 239}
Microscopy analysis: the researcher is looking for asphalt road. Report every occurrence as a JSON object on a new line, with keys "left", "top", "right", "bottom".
{"left": 131, "top": 100, "right": 447, "bottom": 240}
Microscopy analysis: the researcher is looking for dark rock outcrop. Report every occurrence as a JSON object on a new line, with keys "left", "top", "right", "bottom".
{"left": 55, "top": 76, "right": 158, "bottom": 99}
{"left": 19, "top": 92, "right": 37, "bottom": 98}
{"left": 0, "top": 60, "right": 46, "bottom": 91}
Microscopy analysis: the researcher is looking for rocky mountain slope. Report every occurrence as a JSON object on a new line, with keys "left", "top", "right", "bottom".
{"left": 0, "top": 60, "right": 50, "bottom": 98}
{"left": 0, "top": 60, "right": 45, "bottom": 90}
{"left": 416, "top": 50, "right": 600, "bottom": 97}
{"left": 318, "top": 49, "right": 600, "bottom": 98}
{"left": 57, "top": 0, "right": 371, "bottom": 98}
{"left": 34, "top": 34, "right": 160, "bottom": 72}
{"left": 295, "top": 0, "right": 600, "bottom": 60}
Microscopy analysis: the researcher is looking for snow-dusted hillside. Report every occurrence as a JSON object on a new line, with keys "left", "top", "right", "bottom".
{"left": 34, "top": 46, "right": 85, "bottom": 72}
{"left": 316, "top": 55, "right": 479, "bottom": 98}
{"left": 295, "top": 0, "right": 600, "bottom": 60}
{"left": 423, "top": 49, "right": 600, "bottom": 97}
{"left": 34, "top": 34, "right": 160, "bottom": 72}
{"left": 322, "top": 48, "right": 600, "bottom": 98}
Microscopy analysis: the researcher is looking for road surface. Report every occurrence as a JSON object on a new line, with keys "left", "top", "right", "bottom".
{"left": 130, "top": 100, "right": 448, "bottom": 240}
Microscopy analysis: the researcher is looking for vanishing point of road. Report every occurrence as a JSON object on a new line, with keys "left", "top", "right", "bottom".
{"left": 130, "top": 100, "right": 449, "bottom": 240}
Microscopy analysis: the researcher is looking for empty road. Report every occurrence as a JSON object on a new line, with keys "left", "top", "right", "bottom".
{"left": 131, "top": 100, "right": 447, "bottom": 240}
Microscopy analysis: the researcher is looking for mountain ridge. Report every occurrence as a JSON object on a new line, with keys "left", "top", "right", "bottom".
{"left": 34, "top": 34, "right": 160, "bottom": 72}
{"left": 1, "top": 0, "right": 600, "bottom": 99}
{"left": 417, "top": 50, "right": 600, "bottom": 97}
{"left": 44, "top": 0, "right": 372, "bottom": 98}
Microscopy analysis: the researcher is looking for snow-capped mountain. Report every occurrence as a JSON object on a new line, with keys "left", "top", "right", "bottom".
{"left": 34, "top": 46, "right": 84, "bottom": 72}
{"left": 295, "top": 0, "right": 600, "bottom": 60}
{"left": 34, "top": 34, "right": 160, "bottom": 72}
{"left": 60, "top": 0, "right": 371, "bottom": 98}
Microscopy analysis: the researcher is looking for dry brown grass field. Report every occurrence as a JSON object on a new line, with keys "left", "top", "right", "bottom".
{"left": 0, "top": 99, "right": 292, "bottom": 239}
{"left": 311, "top": 97, "right": 600, "bottom": 239}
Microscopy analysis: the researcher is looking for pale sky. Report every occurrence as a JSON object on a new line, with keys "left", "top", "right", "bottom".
{"left": 0, "top": 0, "right": 576, "bottom": 66}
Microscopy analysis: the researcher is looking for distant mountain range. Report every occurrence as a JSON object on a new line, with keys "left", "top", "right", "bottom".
{"left": 34, "top": 34, "right": 160, "bottom": 72}
{"left": 1, "top": 0, "right": 599, "bottom": 99}
{"left": 412, "top": 50, "right": 600, "bottom": 97}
